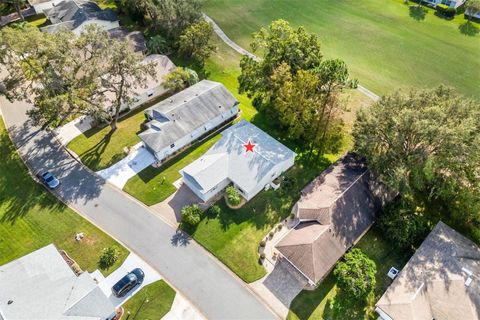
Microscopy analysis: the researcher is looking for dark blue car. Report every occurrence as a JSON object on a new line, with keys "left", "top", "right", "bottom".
{"left": 38, "top": 171, "right": 60, "bottom": 189}
{"left": 112, "top": 268, "right": 145, "bottom": 297}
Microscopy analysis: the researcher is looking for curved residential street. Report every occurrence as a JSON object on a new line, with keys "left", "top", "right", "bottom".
{"left": 0, "top": 96, "right": 277, "bottom": 319}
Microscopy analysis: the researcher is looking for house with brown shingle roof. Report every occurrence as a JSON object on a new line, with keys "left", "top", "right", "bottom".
{"left": 375, "top": 221, "right": 480, "bottom": 320}
{"left": 274, "top": 153, "right": 392, "bottom": 286}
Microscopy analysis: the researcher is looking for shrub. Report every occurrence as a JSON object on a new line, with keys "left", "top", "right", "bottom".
{"left": 334, "top": 249, "right": 376, "bottom": 300}
{"left": 277, "top": 224, "right": 283, "bottom": 231}
{"left": 147, "top": 35, "right": 169, "bottom": 54}
{"left": 260, "top": 252, "right": 266, "bottom": 259}
{"left": 269, "top": 231, "right": 275, "bottom": 238}
{"left": 259, "top": 240, "right": 266, "bottom": 247}
{"left": 98, "top": 246, "right": 119, "bottom": 270}
{"left": 290, "top": 213, "right": 295, "bottom": 220}
{"left": 208, "top": 204, "right": 221, "bottom": 217}
{"left": 378, "top": 198, "right": 427, "bottom": 249}
{"left": 226, "top": 186, "right": 241, "bottom": 206}
{"left": 181, "top": 204, "right": 202, "bottom": 226}
{"left": 436, "top": 4, "right": 456, "bottom": 17}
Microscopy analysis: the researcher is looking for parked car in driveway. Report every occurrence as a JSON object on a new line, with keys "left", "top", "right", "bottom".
{"left": 37, "top": 171, "right": 60, "bottom": 189}
{"left": 111, "top": 268, "right": 145, "bottom": 297}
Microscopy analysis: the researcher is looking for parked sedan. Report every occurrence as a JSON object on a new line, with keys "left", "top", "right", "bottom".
{"left": 111, "top": 268, "right": 145, "bottom": 298}
{"left": 37, "top": 171, "right": 60, "bottom": 189}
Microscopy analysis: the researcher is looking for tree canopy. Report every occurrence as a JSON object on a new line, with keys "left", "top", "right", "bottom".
{"left": 353, "top": 86, "right": 480, "bottom": 225}
{"left": 334, "top": 248, "right": 377, "bottom": 300}
{"left": 178, "top": 20, "right": 216, "bottom": 65}
{"left": 239, "top": 20, "right": 354, "bottom": 155}
{"left": 0, "top": 24, "right": 156, "bottom": 130}
{"left": 120, "top": 0, "right": 202, "bottom": 39}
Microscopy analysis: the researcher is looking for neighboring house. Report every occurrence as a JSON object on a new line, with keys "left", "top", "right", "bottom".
{"left": 466, "top": 8, "right": 480, "bottom": 19}
{"left": 40, "top": 0, "right": 119, "bottom": 34}
{"left": 108, "top": 27, "right": 147, "bottom": 54}
{"left": 274, "top": 154, "right": 392, "bottom": 287}
{"left": 422, "top": 0, "right": 466, "bottom": 8}
{"left": 180, "top": 120, "right": 296, "bottom": 202}
{"left": 139, "top": 80, "right": 240, "bottom": 164}
{"left": 376, "top": 221, "right": 480, "bottom": 320}
{"left": 0, "top": 244, "right": 116, "bottom": 320}
{"left": 105, "top": 54, "right": 176, "bottom": 113}
{"left": 28, "top": 0, "right": 63, "bottom": 13}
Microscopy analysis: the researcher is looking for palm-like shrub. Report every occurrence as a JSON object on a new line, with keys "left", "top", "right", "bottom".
{"left": 226, "top": 186, "right": 241, "bottom": 206}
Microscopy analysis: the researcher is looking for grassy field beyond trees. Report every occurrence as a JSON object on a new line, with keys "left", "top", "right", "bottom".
{"left": 204, "top": 0, "right": 480, "bottom": 99}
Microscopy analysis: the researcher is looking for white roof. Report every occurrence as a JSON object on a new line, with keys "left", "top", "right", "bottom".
{"left": 181, "top": 120, "right": 296, "bottom": 194}
{"left": 0, "top": 244, "right": 114, "bottom": 320}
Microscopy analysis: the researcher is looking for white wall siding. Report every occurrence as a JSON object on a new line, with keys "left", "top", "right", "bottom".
{"left": 239, "top": 156, "right": 295, "bottom": 201}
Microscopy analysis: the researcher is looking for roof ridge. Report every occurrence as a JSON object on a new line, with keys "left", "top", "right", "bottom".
{"left": 155, "top": 80, "right": 220, "bottom": 114}
{"left": 231, "top": 131, "right": 275, "bottom": 164}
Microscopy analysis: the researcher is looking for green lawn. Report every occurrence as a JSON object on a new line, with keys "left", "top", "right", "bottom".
{"left": 288, "top": 227, "right": 412, "bottom": 320}
{"left": 204, "top": 0, "right": 480, "bottom": 100}
{"left": 0, "top": 119, "right": 128, "bottom": 275}
{"left": 124, "top": 133, "right": 221, "bottom": 205}
{"left": 122, "top": 280, "right": 176, "bottom": 319}
{"left": 67, "top": 98, "right": 167, "bottom": 172}
{"left": 187, "top": 149, "right": 342, "bottom": 283}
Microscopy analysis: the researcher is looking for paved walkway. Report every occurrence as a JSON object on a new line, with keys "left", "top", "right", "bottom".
{"left": 97, "top": 142, "right": 155, "bottom": 189}
{"left": 204, "top": 14, "right": 380, "bottom": 102}
{"left": 0, "top": 95, "right": 277, "bottom": 319}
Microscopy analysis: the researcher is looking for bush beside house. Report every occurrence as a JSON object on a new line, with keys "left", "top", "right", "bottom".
{"left": 225, "top": 186, "right": 241, "bottom": 206}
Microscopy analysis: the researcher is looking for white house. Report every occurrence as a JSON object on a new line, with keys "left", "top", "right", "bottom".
{"left": 105, "top": 54, "right": 176, "bottom": 114}
{"left": 40, "top": 0, "right": 120, "bottom": 35}
{"left": 27, "top": 0, "right": 64, "bottom": 13}
{"left": 422, "top": 0, "right": 465, "bottom": 8}
{"left": 180, "top": 120, "right": 296, "bottom": 202}
{"left": 0, "top": 244, "right": 116, "bottom": 320}
{"left": 139, "top": 80, "right": 240, "bottom": 164}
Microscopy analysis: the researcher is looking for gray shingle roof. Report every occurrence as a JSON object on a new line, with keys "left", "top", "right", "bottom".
{"left": 108, "top": 27, "right": 147, "bottom": 53}
{"left": 181, "top": 120, "right": 296, "bottom": 195}
{"left": 139, "top": 80, "right": 239, "bottom": 154}
{"left": 41, "top": 0, "right": 117, "bottom": 33}
{"left": 276, "top": 154, "right": 384, "bottom": 284}
{"left": 376, "top": 221, "right": 480, "bottom": 320}
{"left": 0, "top": 244, "right": 114, "bottom": 319}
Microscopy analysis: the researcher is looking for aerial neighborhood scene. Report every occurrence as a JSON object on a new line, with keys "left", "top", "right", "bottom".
{"left": 0, "top": 0, "right": 479, "bottom": 319}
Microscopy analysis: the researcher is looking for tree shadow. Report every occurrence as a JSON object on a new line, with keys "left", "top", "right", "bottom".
{"left": 323, "top": 289, "right": 370, "bottom": 320}
{"left": 288, "top": 275, "right": 336, "bottom": 320}
{"left": 75, "top": 129, "right": 114, "bottom": 170}
{"left": 409, "top": 5, "right": 428, "bottom": 21}
{"left": 459, "top": 21, "right": 479, "bottom": 36}
{"left": 170, "top": 229, "right": 192, "bottom": 246}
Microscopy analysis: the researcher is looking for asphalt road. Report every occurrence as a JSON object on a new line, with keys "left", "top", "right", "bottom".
{"left": 0, "top": 97, "right": 277, "bottom": 320}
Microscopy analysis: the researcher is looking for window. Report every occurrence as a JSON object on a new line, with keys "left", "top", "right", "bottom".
{"left": 170, "top": 143, "right": 175, "bottom": 148}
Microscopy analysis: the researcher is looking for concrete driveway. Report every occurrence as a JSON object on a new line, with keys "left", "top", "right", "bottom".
{"left": 150, "top": 183, "right": 202, "bottom": 226}
{"left": 96, "top": 253, "right": 161, "bottom": 307}
{"left": 97, "top": 143, "right": 155, "bottom": 189}
{"left": 0, "top": 94, "right": 277, "bottom": 319}
{"left": 54, "top": 115, "right": 95, "bottom": 145}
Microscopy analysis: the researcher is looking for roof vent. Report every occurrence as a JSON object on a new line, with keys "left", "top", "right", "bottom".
{"left": 218, "top": 105, "right": 222, "bottom": 108}
{"left": 169, "top": 99, "right": 173, "bottom": 103}
{"left": 7, "top": 300, "right": 13, "bottom": 305}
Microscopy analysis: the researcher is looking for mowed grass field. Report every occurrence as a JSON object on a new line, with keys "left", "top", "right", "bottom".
{"left": 0, "top": 119, "right": 128, "bottom": 274}
{"left": 204, "top": 0, "right": 480, "bottom": 99}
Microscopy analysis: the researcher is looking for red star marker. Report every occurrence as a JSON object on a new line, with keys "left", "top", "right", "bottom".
{"left": 243, "top": 139, "right": 256, "bottom": 153}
